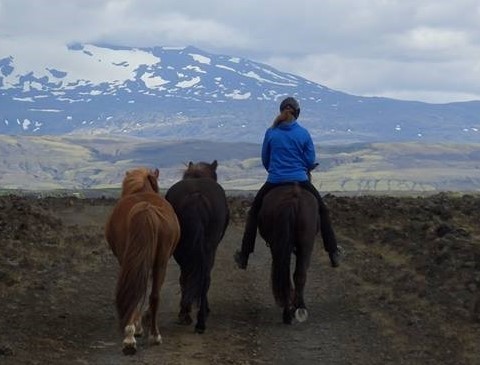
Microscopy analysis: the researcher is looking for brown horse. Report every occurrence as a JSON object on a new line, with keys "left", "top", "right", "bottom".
{"left": 165, "top": 160, "right": 229, "bottom": 333}
{"left": 105, "top": 167, "right": 180, "bottom": 354}
{"left": 257, "top": 183, "right": 319, "bottom": 324}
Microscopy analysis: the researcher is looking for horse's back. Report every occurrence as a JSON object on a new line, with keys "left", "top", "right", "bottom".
{"left": 167, "top": 178, "right": 226, "bottom": 206}
{"left": 166, "top": 178, "right": 229, "bottom": 222}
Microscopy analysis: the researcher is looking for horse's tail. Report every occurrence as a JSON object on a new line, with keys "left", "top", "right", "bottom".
{"left": 271, "top": 202, "right": 296, "bottom": 307}
{"left": 178, "top": 194, "right": 209, "bottom": 307}
{"left": 116, "top": 201, "right": 159, "bottom": 330}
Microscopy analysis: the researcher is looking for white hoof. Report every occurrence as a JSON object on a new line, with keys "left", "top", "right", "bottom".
{"left": 295, "top": 308, "right": 308, "bottom": 322}
{"left": 122, "top": 324, "right": 137, "bottom": 355}
{"left": 149, "top": 334, "right": 162, "bottom": 345}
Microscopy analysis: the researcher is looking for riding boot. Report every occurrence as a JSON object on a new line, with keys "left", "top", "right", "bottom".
{"left": 317, "top": 195, "right": 342, "bottom": 267}
{"left": 234, "top": 209, "right": 257, "bottom": 269}
{"left": 234, "top": 182, "right": 276, "bottom": 269}
{"left": 329, "top": 250, "right": 341, "bottom": 268}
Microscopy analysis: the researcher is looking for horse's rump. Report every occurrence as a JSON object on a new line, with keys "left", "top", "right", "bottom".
{"left": 258, "top": 184, "right": 318, "bottom": 241}
{"left": 166, "top": 178, "right": 229, "bottom": 246}
{"left": 105, "top": 192, "right": 180, "bottom": 262}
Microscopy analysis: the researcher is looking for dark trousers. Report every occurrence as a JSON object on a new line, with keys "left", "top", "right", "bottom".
{"left": 240, "top": 181, "right": 338, "bottom": 255}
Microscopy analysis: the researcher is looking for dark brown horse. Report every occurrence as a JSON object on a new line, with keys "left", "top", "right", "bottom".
{"left": 165, "top": 160, "right": 229, "bottom": 333}
{"left": 258, "top": 183, "right": 319, "bottom": 324}
{"left": 105, "top": 167, "right": 180, "bottom": 354}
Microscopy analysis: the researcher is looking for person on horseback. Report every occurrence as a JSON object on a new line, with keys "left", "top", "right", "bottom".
{"left": 234, "top": 96, "right": 342, "bottom": 269}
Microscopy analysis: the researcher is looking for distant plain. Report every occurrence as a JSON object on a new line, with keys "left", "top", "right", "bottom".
{"left": 0, "top": 135, "right": 479, "bottom": 194}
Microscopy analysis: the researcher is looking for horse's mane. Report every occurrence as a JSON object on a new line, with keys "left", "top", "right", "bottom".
{"left": 121, "top": 168, "right": 159, "bottom": 197}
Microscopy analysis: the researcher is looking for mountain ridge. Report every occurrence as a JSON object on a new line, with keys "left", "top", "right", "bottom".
{"left": 1, "top": 43, "right": 479, "bottom": 143}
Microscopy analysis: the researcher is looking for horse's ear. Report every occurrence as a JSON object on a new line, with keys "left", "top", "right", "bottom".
{"left": 188, "top": 161, "right": 193, "bottom": 168}
{"left": 211, "top": 160, "right": 218, "bottom": 170}
{"left": 147, "top": 170, "right": 159, "bottom": 192}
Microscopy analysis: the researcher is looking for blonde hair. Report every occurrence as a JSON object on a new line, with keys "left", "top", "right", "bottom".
{"left": 271, "top": 110, "right": 295, "bottom": 128}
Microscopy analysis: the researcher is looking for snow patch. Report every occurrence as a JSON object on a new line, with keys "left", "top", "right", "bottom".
{"left": 216, "top": 64, "right": 236, "bottom": 72}
{"left": 22, "top": 119, "right": 31, "bottom": 130}
{"left": 189, "top": 53, "right": 211, "bottom": 65}
{"left": 176, "top": 77, "right": 201, "bottom": 88}
{"left": 225, "top": 90, "right": 251, "bottom": 100}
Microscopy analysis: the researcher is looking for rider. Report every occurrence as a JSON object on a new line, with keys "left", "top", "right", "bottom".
{"left": 234, "top": 96, "right": 342, "bottom": 269}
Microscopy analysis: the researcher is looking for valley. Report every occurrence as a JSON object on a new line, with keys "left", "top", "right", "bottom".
{"left": 0, "top": 135, "right": 479, "bottom": 193}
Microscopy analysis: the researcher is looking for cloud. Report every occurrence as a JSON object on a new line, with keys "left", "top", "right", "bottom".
{"left": 1, "top": 0, "right": 480, "bottom": 103}
{"left": 266, "top": 53, "right": 480, "bottom": 103}
{"left": 393, "top": 27, "right": 470, "bottom": 57}
{"left": 101, "top": 12, "right": 252, "bottom": 50}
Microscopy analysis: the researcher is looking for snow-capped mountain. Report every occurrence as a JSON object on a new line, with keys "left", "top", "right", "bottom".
{"left": 1, "top": 43, "right": 479, "bottom": 143}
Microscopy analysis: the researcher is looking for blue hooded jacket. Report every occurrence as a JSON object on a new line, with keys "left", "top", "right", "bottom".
{"left": 261, "top": 120, "right": 316, "bottom": 183}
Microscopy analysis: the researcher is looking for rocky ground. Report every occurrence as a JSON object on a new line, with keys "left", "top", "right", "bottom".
{"left": 0, "top": 192, "right": 479, "bottom": 364}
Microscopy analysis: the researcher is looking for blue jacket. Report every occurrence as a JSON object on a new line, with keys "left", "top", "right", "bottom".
{"left": 261, "top": 120, "right": 316, "bottom": 183}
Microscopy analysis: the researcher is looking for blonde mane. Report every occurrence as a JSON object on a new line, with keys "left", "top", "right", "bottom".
{"left": 121, "top": 168, "right": 159, "bottom": 197}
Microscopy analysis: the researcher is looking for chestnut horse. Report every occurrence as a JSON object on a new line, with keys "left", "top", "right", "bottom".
{"left": 258, "top": 183, "right": 319, "bottom": 324}
{"left": 165, "top": 160, "right": 229, "bottom": 333}
{"left": 105, "top": 168, "right": 180, "bottom": 354}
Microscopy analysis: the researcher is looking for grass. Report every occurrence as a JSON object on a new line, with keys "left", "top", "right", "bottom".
{"left": 1, "top": 135, "right": 480, "bottom": 192}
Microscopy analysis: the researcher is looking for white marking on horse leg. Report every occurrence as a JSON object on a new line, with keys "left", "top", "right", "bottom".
{"left": 295, "top": 308, "right": 309, "bottom": 323}
{"left": 122, "top": 324, "right": 137, "bottom": 354}
{"left": 134, "top": 318, "right": 144, "bottom": 337}
{"left": 149, "top": 333, "right": 162, "bottom": 345}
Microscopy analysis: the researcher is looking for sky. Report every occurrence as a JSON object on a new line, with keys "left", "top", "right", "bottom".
{"left": 1, "top": 0, "right": 480, "bottom": 104}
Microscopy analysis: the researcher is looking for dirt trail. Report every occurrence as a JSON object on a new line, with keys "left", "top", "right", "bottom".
{"left": 0, "top": 194, "right": 479, "bottom": 364}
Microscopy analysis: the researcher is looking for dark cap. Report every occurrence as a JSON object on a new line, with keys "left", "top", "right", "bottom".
{"left": 279, "top": 97, "right": 300, "bottom": 119}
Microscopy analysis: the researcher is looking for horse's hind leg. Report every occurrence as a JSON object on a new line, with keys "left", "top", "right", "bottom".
{"left": 178, "top": 270, "right": 193, "bottom": 325}
{"left": 133, "top": 310, "right": 144, "bottom": 337}
{"left": 178, "top": 302, "right": 193, "bottom": 325}
{"left": 148, "top": 259, "right": 167, "bottom": 345}
{"left": 122, "top": 309, "right": 141, "bottom": 355}
{"left": 293, "top": 251, "right": 310, "bottom": 323}
{"left": 195, "top": 272, "right": 212, "bottom": 334}
{"left": 283, "top": 306, "right": 294, "bottom": 324}
{"left": 122, "top": 307, "right": 148, "bottom": 354}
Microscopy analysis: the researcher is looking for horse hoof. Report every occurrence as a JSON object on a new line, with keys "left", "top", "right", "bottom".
{"left": 283, "top": 310, "right": 293, "bottom": 325}
{"left": 195, "top": 325, "right": 205, "bottom": 334}
{"left": 295, "top": 308, "right": 309, "bottom": 323}
{"left": 149, "top": 334, "right": 162, "bottom": 345}
{"left": 123, "top": 325, "right": 137, "bottom": 355}
{"left": 122, "top": 344, "right": 136, "bottom": 356}
{"left": 177, "top": 313, "right": 193, "bottom": 325}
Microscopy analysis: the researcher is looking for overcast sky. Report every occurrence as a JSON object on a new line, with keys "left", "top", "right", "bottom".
{"left": 1, "top": 0, "right": 479, "bottom": 104}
